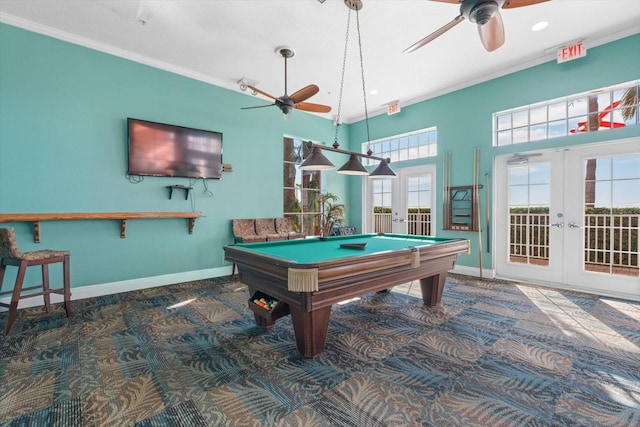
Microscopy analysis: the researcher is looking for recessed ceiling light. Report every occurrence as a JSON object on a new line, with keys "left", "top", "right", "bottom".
{"left": 532, "top": 21, "right": 549, "bottom": 32}
{"left": 369, "top": 89, "right": 379, "bottom": 95}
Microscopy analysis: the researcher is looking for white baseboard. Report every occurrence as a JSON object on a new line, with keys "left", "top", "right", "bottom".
{"left": 452, "top": 265, "right": 495, "bottom": 279}
{"left": 0, "top": 266, "right": 234, "bottom": 312}
{"left": 0, "top": 264, "right": 486, "bottom": 312}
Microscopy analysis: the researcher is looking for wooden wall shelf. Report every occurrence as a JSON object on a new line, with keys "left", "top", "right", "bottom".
{"left": 0, "top": 212, "right": 202, "bottom": 242}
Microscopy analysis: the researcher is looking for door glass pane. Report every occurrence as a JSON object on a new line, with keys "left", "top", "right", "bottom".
{"left": 508, "top": 166, "right": 529, "bottom": 186}
{"left": 508, "top": 163, "right": 550, "bottom": 266}
{"left": 612, "top": 154, "right": 640, "bottom": 179}
{"left": 406, "top": 175, "right": 432, "bottom": 236}
{"left": 583, "top": 154, "right": 639, "bottom": 277}
{"left": 372, "top": 179, "right": 392, "bottom": 233}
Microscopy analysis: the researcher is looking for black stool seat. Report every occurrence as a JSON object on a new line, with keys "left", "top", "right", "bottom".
{"left": 0, "top": 228, "right": 71, "bottom": 335}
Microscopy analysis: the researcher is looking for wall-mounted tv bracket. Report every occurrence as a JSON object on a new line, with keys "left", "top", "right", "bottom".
{"left": 167, "top": 185, "right": 193, "bottom": 200}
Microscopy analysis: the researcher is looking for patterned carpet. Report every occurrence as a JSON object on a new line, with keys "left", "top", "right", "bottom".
{"left": 0, "top": 274, "right": 639, "bottom": 426}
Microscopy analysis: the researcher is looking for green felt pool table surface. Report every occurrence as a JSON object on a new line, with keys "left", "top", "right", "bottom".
{"left": 230, "top": 233, "right": 457, "bottom": 264}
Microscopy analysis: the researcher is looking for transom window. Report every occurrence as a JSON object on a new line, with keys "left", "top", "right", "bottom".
{"left": 494, "top": 80, "right": 639, "bottom": 146}
{"left": 362, "top": 127, "right": 437, "bottom": 165}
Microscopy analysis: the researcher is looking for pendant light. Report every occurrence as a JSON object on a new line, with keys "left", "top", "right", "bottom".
{"left": 338, "top": 154, "right": 369, "bottom": 175}
{"left": 369, "top": 159, "right": 397, "bottom": 178}
{"left": 299, "top": 0, "right": 396, "bottom": 178}
{"left": 299, "top": 146, "right": 335, "bottom": 170}
{"left": 342, "top": 0, "right": 395, "bottom": 178}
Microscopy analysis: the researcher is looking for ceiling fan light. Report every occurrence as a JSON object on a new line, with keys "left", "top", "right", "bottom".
{"left": 337, "top": 154, "right": 369, "bottom": 175}
{"left": 300, "top": 147, "right": 335, "bottom": 170}
{"left": 369, "top": 160, "right": 397, "bottom": 179}
{"left": 466, "top": 1, "right": 499, "bottom": 25}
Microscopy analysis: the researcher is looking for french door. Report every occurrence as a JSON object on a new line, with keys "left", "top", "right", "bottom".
{"left": 495, "top": 138, "right": 640, "bottom": 301}
{"left": 364, "top": 165, "right": 436, "bottom": 236}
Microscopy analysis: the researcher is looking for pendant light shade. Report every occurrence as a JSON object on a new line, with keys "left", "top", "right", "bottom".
{"left": 369, "top": 160, "right": 397, "bottom": 178}
{"left": 300, "top": 147, "right": 335, "bottom": 170}
{"left": 337, "top": 154, "right": 369, "bottom": 175}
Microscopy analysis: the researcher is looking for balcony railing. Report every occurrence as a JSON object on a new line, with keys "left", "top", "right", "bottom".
{"left": 407, "top": 212, "right": 432, "bottom": 236}
{"left": 373, "top": 211, "right": 638, "bottom": 276}
{"left": 373, "top": 213, "right": 392, "bottom": 233}
{"left": 509, "top": 212, "right": 639, "bottom": 276}
{"left": 372, "top": 212, "right": 432, "bottom": 236}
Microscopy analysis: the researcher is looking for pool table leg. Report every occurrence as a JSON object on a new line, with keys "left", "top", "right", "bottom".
{"left": 419, "top": 273, "right": 447, "bottom": 306}
{"left": 289, "top": 305, "right": 332, "bottom": 358}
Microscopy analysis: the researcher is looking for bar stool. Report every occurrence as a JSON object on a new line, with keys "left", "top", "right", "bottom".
{"left": 0, "top": 227, "right": 71, "bottom": 334}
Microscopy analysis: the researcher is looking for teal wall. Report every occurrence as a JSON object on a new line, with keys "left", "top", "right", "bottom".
{"left": 0, "top": 23, "right": 340, "bottom": 287}
{"left": 347, "top": 33, "right": 640, "bottom": 270}
{"left": 1, "top": 22, "right": 638, "bottom": 290}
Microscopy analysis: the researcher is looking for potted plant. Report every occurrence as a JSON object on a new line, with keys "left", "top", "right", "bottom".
{"left": 318, "top": 192, "right": 347, "bottom": 237}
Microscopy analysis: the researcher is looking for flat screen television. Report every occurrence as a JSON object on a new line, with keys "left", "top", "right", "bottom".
{"left": 127, "top": 118, "right": 223, "bottom": 179}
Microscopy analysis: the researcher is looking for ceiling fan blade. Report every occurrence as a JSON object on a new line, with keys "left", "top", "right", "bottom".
{"left": 502, "top": 0, "right": 549, "bottom": 9}
{"left": 403, "top": 14, "right": 465, "bottom": 53}
{"left": 295, "top": 102, "right": 332, "bottom": 113}
{"left": 289, "top": 85, "right": 320, "bottom": 104}
{"left": 247, "top": 85, "right": 279, "bottom": 101}
{"left": 478, "top": 10, "right": 505, "bottom": 52}
{"left": 241, "top": 103, "right": 277, "bottom": 110}
{"left": 429, "top": 0, "right": 462, "bottom": 4}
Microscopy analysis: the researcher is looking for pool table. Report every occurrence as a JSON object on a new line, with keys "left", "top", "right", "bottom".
{"left": 224, "top": 233, "right": 470, "bottom": 358}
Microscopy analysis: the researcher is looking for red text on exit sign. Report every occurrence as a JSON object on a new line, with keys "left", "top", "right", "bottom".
{"left": 557, "top": 42, "right": 587, "bottom": 63}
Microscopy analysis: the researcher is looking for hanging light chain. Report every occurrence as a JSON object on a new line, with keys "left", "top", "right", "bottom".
{"left": 355, "top": 7, "right": 371, "bottom": 149}
{"left": 334, "top": 7, "right": 352, "bottom": 148}
{"left": 355, "top": 7, "right": 373, "bottom": 156}
{"left": 305, "top": 0, "right": 395, "bottom": 178}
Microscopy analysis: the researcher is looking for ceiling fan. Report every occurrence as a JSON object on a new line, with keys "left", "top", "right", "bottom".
{"left": 241, "top": 47, "right": 332, "bottom": 117}
{"left": 404, "top": 0, "right": 550, "bottom": 54}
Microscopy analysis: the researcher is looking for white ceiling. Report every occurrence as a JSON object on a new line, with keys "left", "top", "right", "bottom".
{"left": 1, "top": 0, "right": 639, "bottom": 123}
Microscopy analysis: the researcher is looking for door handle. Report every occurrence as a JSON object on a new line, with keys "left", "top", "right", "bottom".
{"left": 568, "top": 221, "right": 582, "bottom": 229}
{"left": 399, "top": 218, "right": 405, "bottom": 222}
{"left": 551, "top": 222, "right": 563, "bottom": 228}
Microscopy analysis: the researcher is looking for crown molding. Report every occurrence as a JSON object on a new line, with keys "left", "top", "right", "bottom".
{"left": 0, "top": 12, "right": 236, "bottom": 93}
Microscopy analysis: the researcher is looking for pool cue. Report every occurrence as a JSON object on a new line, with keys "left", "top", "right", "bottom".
{"left": 447, "top": 151, "right": 452, "bottom": 228}
{"left": 474, "top": 147, "right": 483, "bottom": 279}
{"left": 443, "top": 151, "right": 450, "bottom": 229}
{"left": 485, "top": 172, "right": 491, "bottom": 254}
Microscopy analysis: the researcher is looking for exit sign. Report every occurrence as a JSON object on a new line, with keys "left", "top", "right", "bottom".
{"left": 387, "top": 101, "right": 401, "bottom": 115}
{"left": 557, "top": 42, "right": 587, "bottom": 63}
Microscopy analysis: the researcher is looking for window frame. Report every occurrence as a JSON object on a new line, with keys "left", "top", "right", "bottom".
{"left": 493, "top": 80, "right": 639, "bottom": 146}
